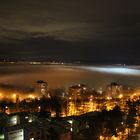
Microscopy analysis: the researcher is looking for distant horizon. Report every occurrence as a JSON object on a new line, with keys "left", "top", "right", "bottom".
{"left": 0, "top": 58, "right": 139, "bottom": 66}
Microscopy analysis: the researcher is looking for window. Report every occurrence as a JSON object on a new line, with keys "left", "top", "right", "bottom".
{"left": 30, "top": 138, "right": 34, "bottom": 140}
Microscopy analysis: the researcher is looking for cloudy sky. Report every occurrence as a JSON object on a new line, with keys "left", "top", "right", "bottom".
{"left": 0, "top": 0, "right": 140, "bottom": 63}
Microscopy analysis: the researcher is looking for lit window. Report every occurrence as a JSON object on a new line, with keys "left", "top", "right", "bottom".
{"left": 25, "top": 116, "right": 28, "bottom": 119}
{"left": 68, "top": 120, "right": 73, "bottom": 124}
{"left": 9, "top": 115, "right": 18, "bottom": 126}
{"left": 30, "top": 138, "right": 34, "bottom": 140}
{"left": 28, "top": 118, "right": 33, "bottom": 123}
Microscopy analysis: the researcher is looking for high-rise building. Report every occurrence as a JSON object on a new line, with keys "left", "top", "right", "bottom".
{"left": 106, "top": 82, "right": 123, "bottom": 98}
{"left": 4, "top": 122, "right": 49, "bottom": 140}
{"left": 68, "top": 84, "right": 89, "bottom": 100}
{"left": 35, "top": 80, "right": 50, "bottom": 98}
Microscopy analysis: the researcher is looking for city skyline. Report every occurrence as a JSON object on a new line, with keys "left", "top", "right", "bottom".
{"left": 0, "top": 1, "right": 140, "bottom": 139}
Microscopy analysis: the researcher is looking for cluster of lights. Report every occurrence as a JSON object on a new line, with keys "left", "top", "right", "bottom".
{"left": 28, "top": 94, "right": 35, "bottom": 99}
{"left": 118, "top": 94, "right": 123, "bottom": 99}
{"left": 106, "top": 96, "right": 112, "bottom": 100}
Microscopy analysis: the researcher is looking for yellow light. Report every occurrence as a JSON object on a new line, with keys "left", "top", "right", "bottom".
{"left": 0, "top": 93, "right": 2, "bottom": 97}
{"left": 133, "top": 93, "right": 137, "bottom": 96}
{"left": 106, "top": 96, "right": 112, "bottom": 100}
{"left": 118, "top": 94, "right": 123, "bottom": 99}
{"left": 29, "top": 94, "right": 35, "bottom": 99}
{"left": 134, "top": 123, "right": 138, "bottom": 127}
{"left": 106, "top": 106, "right": 112, "bottom": 111}
{"left": 111, "top": 135, "right": 117, "bottom": 140}
{"left": 12, "top": 94, "right": 16, "bottom": 98}
{"left": 99, "top": 136, "right": 104, "bottom": 140}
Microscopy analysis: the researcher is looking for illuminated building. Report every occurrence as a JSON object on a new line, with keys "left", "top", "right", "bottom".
{"left": 68, "top": 84, "right": 88, "bottom": 99}
{"left": 36, "top": 80, "right": 50, "bottom": 98}
{"left": 106, "top": 82, "right": 124, "bottom": 98}
{"left": 4, "top": 122, "right": 49, "bottom": 140}
{"left": 5, "top": 127, "right": 24, "bottom": 140}
{"left": 7, "top": 112, "right": 37, "bottom": 127}
{"left": 7, "top": 115, "right": 20, "bottom": 126}
{"left": 68, "top": 84, "right": 89, "bottom": 115}
{"left": 4, "top": 115, "right": 72, "bottom": 140}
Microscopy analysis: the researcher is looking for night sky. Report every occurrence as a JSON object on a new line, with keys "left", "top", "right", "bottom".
{"left": 0, "top": 0, "right": 140, "bottom": 64}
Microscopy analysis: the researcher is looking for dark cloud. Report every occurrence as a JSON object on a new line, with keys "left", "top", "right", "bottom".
{"left": 0, "top": 0, "right": 140, "bottom": 63}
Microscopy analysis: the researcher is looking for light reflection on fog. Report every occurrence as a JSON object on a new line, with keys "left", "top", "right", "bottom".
{"left": 81, "top": 66, "right": 140, "bottom": 75}
{"left": 0, "top": 65, "right": 140, "bottom": 93}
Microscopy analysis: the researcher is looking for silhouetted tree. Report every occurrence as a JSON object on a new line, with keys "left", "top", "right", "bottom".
{"left": 30, "top": 98, "right": 39, "bottom": 112}
{"left": 19, "top": 99, "right": 29, "bottom": 111}
{"left": 39, "top": 96, "right": 51, "bottom": 111}
{"left": 51, "top": 96, "right": 61, "bottom": 118}
{"left": 0, "top": 99, "right": 8, "bottom": 113}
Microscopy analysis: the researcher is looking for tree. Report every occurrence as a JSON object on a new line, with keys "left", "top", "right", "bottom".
{"left": 0, "top": 99, "right": 8, "bottom": 113}
{"left": 51, "top": 96, "right": 61, "bottom": 118}
{"left": 39, "top": 96, "right": 51, "bottom": 111}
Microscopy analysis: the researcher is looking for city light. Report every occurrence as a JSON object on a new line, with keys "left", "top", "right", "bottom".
{"left": 12, "top": 93, "right": 16, "bottom": 98}
{"left": 0, "top": 134, "right": 4, "bottom": 140}
{"left": 99, "top": 135, "right": 104, "bottom": 140}
{"left": 0, "top": 93, "right": 2, "bottom": 97}
{"left": 0, "top": 82, "right": 139, "bottom": 140}
{"left": 0, "top": 0, "right": 140, "bottom": 138}
{"left": 28, "top": 94, "right": 35, "bottom": 99}
{"left": 28, "top": 118, "right": 33, "bottom": 123}
{"left": 106, "top": 96, "right": 112, "bottom": 100}
{"left": 67, "top": 120, "right": 73, "bottom": 124}
{"left": 118, "top": 94, "right": 123, "bottom": 99}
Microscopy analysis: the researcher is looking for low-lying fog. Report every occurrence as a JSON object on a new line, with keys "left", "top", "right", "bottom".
{"left": 0, "top": 64, "right": 140, "bottom": 96}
